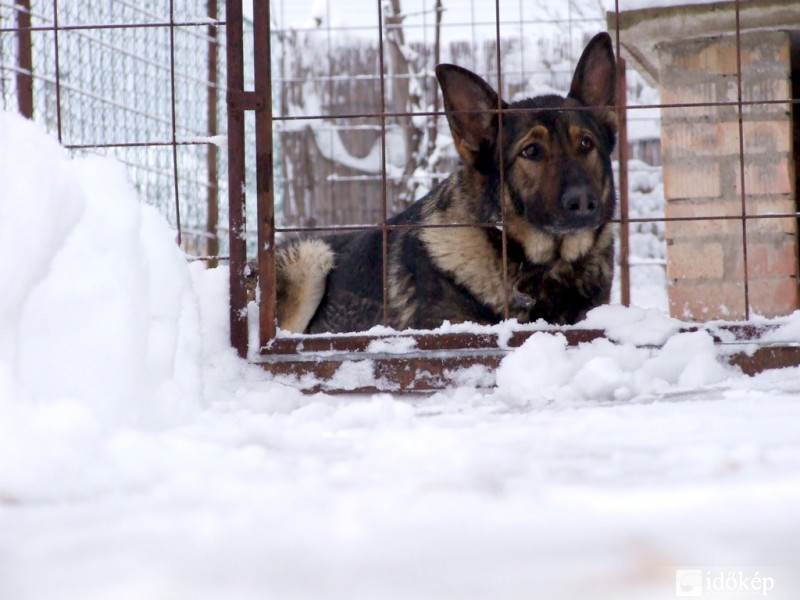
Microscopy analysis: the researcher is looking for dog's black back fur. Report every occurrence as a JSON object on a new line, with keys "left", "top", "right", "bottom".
{"left": 277, "top": 32, "right": 619, "bottom": 334}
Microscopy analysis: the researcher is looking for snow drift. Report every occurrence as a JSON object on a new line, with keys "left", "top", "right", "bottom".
{"left": 0, "top": 113, "right": 201, "bottom": 428}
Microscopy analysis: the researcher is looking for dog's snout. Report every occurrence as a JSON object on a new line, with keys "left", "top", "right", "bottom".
{"left": 561, "top": 185, "right": 597, "bottom": 216}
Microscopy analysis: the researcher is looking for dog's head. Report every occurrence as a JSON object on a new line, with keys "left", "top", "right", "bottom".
{"left": 436, "top": 32, "right": 617, "bottom": 241}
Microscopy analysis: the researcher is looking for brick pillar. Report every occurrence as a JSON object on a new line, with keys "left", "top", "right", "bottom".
{"left": 658, "top": 31, "right": 798, "bottom": 320}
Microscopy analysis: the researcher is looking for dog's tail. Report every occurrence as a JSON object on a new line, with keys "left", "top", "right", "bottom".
{"left": 276, "top": 239, "right": 335, "bottom": 333}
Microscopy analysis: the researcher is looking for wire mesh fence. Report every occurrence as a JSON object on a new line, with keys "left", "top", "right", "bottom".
{"left": 0, "top": 0, "right": 246, "bottom": 260}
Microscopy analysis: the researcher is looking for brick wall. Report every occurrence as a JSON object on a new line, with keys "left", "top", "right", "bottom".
{"left": 658, "top": 30, "right": 798, "bottom": 320}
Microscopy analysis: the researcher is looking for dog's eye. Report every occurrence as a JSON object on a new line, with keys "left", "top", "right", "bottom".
{"left": 579, "top": 136, "right": 595, "bottom": 154}
{"left": 519, "top": 143, "right": 544, "bottom": 161}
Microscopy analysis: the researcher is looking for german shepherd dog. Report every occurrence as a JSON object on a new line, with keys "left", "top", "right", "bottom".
{"left": 275, "top": 32, "right": 618, "bottom": 334}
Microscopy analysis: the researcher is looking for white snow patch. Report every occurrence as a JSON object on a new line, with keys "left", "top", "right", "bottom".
{"left": 1, "top": 113, "right": 200, "bottom": 429}
{"left": 496, "top": 330, "right": 735, "bottom": 407}
{"left": 581, "top": 304, "right": 682, "bottom": 346}
{"left": 367, "top": 336, "right": 418, "bottom": 354}
{"left": 176, "top": 134, "right": 228, "bottom": 147}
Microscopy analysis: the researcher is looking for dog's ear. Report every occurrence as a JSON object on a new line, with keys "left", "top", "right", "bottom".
{"left": 435, "top": 64, "right": 506, "bottom": 167}
{"left": 568, "top": 32, "right": 617, "bottom": 131}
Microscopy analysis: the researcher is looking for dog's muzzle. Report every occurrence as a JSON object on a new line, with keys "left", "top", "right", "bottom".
{"left": 549, "top": 184, "right": 603, "bottom": 233}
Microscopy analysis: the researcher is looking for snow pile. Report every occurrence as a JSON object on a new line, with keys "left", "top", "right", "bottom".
{"left": 0, "top": 113, "right": 201, "bottom": 428}
{"left": 0, "top": 112, "right": 302, "bottom": 504}
{"left": 497, "top": 330, "right": 733, "bottom": 407}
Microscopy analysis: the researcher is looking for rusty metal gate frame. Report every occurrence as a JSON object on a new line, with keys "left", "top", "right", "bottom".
{"left": 226, "top": 0, "right": 800, "bottom": 393}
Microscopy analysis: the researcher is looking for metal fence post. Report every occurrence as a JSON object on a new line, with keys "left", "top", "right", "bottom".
{"left": 253, "top": 0, "right": 277, "bottom": 347}
{"left": 617, "top": 56, "right": 630, "bottom": 307}
{"left": 226, "top": 0, "right": 248, "bottom": 357}
{"left": 16, "top": 0, "right": 33, "bottom": 119}
{"left": 207, "top": 0, "right": 220, "bottom": 268}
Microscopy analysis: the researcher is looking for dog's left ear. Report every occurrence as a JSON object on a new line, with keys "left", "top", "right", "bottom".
{"left": 568, "top": 32, "right": 617, "bottom": 133}
{"left": 435, "top": 64, "right": 507, "bottom": 167}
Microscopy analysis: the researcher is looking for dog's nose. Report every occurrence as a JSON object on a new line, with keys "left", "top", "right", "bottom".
{"left": 561, "top": 185, "right": 597, "bottom": 216}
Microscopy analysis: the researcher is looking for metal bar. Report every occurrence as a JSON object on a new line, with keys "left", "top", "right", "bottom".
{"left": 729, "top": 347, "right": 800, "bottom": 376}
{"left": 271, "top": 211, "right": 800, "bottom": 235}
{"left": 254, "top": 0, "right": 277, "bottom": 346}
{"left": 260, "top": 354, "right": 504, "bottom": 394}
{"left": 260, "top": 15, "right": 605, "bottom": 38}
{"left": 52, "top": 0, "right": 62, "bottom": 143}
{"left": 228, "top": 90, "right": 265, "bottom": 111}
{"left": 377, "top": 0, "right": 390, "bottom": 327}
{"left": 0, "top": 19, "right": 227, "bottom": 34}
{"left": 617, "top": 56, "right": 631, "bottom": 307}
{"left": 263, "top": 97, "right": 800, "bottom": 125}
{"left": 168, "top": 0, "right": 182, "bottom": 247}
{"left": 225, "top": 0, "right": 248, "bottom": 358}
{"left": 64, "top": 140, "right": 217, "bottom": 149}
{"left": 261, "top": 328, "right": 606, "bottom": 355}
{"left": 259, "top": 323, "right": 787, "bottom": 355}
{"left": 15, "top": 0, "right": 33, "bottom": 118}
{"left": 187, "top": 255, "right": 231, "bottom": 262}
{"left": 734, "top": 0, "right": 750, "bottom": 320}
{"left": 323, "top": 0, "right": 335, "bottom": 226}
{"left": 206, "top": 0, "right": 220, "bottom": 268}
{"left": 494, "top": 0, "right": 510, "bottom": 321}
{"left": 427, "top": 0, "right": 443, "bottom": 156}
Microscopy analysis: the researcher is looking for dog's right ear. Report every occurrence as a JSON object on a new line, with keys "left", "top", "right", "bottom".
{"left": 435, "top": 64, "right": 505, "bottom": 167}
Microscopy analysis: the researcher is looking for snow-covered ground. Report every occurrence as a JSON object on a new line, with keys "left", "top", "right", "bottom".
{"left": 2, "top": 111, "right": 800, "bottom": 599}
